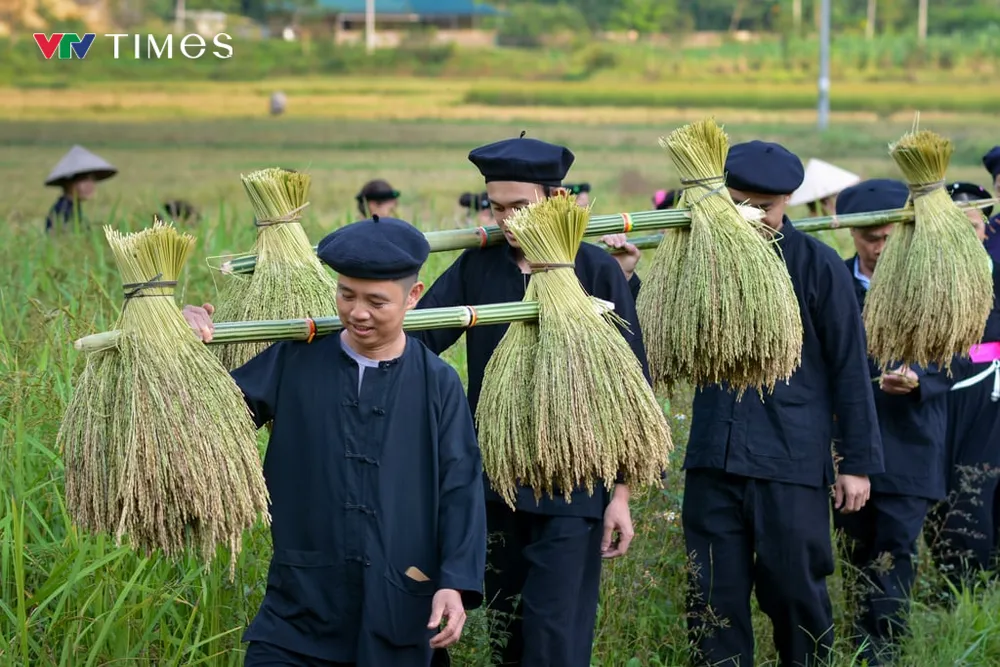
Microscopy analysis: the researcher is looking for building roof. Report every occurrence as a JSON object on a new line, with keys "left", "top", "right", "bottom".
{"left": 315, "top": 0, "right": 500, "bottom": 16}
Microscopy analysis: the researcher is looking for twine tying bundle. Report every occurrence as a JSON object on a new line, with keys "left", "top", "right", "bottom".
{"left": 253, "top": 202, "right": 311, "bottom": 228}
{"left": 212, "top": 168, "right": 338, "bottom": 371}
{"left": 58, "top": 221, "right": 270, "bottom": 579}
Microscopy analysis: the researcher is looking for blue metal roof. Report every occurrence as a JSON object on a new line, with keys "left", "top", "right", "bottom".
{"left": 316, "top": 0, "right": 499, "bottom": 15}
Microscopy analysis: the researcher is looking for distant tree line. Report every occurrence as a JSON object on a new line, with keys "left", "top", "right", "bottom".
{"left": 501, "top": 0, "right": 1000, "bottom": 36}
{"left": 112, "top": 0, "right": 1000, "bottom": 37}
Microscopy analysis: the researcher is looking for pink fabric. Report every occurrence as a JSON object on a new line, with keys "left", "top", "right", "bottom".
{"left": 653, "top": 189, "right": 668, "bottom": 208}
{"left": 969, "top": 342, "right": 1000, "bottom": 363}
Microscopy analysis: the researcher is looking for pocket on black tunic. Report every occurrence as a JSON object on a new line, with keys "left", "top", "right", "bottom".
{"left": 370, "top": 567, "right": 436, "bottom": 648}
{"left": 265, "top": 549, "right": 348, "bottom": 632}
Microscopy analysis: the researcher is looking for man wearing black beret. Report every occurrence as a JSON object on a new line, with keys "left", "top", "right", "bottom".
{"left": 927, "top": 181, "right": 1000, "bottom": 600}
{"left": 411, "top": 134, "right": 651, "bottom": 667}
{"left": 670, "top": 141, "right": 883, "bottom": 667}
{"left": 181, "top": 216, "right": 487, "bottom": 667}
{"left": 834, "top": 179, "right": 952, "bottom": 665}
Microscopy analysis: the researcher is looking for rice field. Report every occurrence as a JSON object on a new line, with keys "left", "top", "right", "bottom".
{"left": 2, "top": 88, "right": 1000, "bottom": 665}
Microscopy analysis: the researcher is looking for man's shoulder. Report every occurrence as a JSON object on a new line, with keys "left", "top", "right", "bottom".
{"left": 793, "top": 231, "right": 852, "bottom": 277}
{"left": 409, "top": 338, "right": 464, "bottom": 384}
{"left": 575, "top": 241, "right": 622, "bottom": 280}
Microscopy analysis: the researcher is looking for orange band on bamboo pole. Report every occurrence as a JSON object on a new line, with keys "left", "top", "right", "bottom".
{"left": 305, "top": 318, "right": 316, "bottom": 343}
{"left": 476, "top": 227, "right": 489, "bottom": 248}
{"left": 621, "top": 213, "right": 633, "bottom": 233}
{"left": 467, "top": 306, "right": 479, "bottom": 328}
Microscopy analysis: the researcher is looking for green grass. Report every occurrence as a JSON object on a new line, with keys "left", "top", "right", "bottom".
{"left": 3, "top": 114, "right": 1000, "bottom": 665}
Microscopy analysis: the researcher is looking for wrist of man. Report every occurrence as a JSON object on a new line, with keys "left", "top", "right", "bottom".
{"left": 612, "top": 483, "right": 631, "bottom": 502}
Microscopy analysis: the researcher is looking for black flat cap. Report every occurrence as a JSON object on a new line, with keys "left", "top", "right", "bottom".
{"left": 725, "top": 140, "right": 805, "bottom": 195}
{"left": 468, "top": 136, "right": 574, "bottom": 187}
{"left": 835, "top": 179, "right": 910, "bottom": 216}
{"left": 982, "top": 146, "right": 1000, "bottom": 180}
{"left": 317, "top": 215, "right": 430, "bottom": 281}
{"left": 948, "top": 181, "right": 994, "bottom": 219}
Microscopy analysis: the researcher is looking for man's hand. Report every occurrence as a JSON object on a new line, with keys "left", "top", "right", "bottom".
{"left": 833, "top": 474, "right": 870, "bottom": 513}
{"left": 600, "top": 234, "right": 641, "bottom": 280}
{"left": 182, "top": 303, "right": 215, "bottom": 342}
{"left": 428, "top": 589, "right": 466, "bottom": 649}
{"left": 601, "top": 484, "right": 634, "bottom": 559}
{"left": 879, "top": 365, "right": 919, "bottom": 395}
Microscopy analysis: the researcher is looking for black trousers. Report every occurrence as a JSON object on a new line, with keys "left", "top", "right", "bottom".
{"left": 483, "top": 501, "right": 604, "bottom": 667}
{"left": 683, "top": 469, "right": 835, "bottom": 667}
{"left": 927, "top": 370, "right": 1000, "bottom": 588}
{"left": 244, "top": 641, "right": 353, "bottom": 667}
{"left": 833, "top": 492, "right": 930, "bottom": 665}
{"left": 244, "top": 641, "right": 450, "bottom": 667}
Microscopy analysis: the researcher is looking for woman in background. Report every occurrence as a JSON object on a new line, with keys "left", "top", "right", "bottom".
{"left": 356, "top": 179, "right": 400, "bottom": 218}
{"left": 44, "top": 145, "right": 117, "bottom": 233}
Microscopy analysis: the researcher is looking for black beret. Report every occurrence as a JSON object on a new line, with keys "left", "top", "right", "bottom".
{"left": 948, "top": 181, "right": 994, "bottom": 219}
{"left": 982, "top": 146, "right": 1000, "bottom": 180}
{"left": 725, "top": 140, "right": 805, "bottom": 195}
{"left": 468, "top": 136, "right": 574, "bottom": 187}
{"left": 317, "top": 215, "right": 430, "bottom": 281}
{"left": 835, "top": 179, "right": 910, "bottom": 216}
{"left": 356, "top": 179, "right": 400, "bottom": 203}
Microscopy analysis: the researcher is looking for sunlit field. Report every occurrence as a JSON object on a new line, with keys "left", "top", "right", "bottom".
{"left": 2, "top": 84, "right": 1000, "bottom": 665}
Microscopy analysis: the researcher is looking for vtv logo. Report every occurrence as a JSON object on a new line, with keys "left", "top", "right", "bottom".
{"left": 33, "top": 33, "right": 97, "bottom": 60}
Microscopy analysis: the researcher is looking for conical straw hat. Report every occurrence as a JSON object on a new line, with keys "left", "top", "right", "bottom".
{"left": 44, "top": 145, "right": 118, "bottom": 187}
{"left": 788, "top": 158, "right": 860, "bottom": 207}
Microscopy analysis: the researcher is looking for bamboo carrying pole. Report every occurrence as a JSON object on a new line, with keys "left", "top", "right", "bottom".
{"left": 73, "top": 299, "right": 618, "bottom": 353}
{"left": 218, "top": 201, "right": 996, "bottom": 275}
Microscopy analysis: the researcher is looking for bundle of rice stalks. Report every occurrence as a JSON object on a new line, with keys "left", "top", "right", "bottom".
{"left": 476, "top": 193, "right": 672, "bottom": 507}
{"left": 212, "top": 167, "right": 338, "bottom": 370}
{"left": 58, "top": 221, "right": 269, "bottom": 577}
{"left": 636, "top": 118, "right": 803, "bottom": 397}
{"left": 864, "top": 125, "right": 994, "bottom": 371}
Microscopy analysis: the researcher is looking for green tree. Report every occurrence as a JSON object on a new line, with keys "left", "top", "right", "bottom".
{"left": 608, "top": 0, "right": 679, "bottom": 33}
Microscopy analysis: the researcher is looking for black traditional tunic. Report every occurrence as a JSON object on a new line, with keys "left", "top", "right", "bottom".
{"left": 45, "top": 195, "right": 78, "bottom": 232}
{"left": 232, "top": 334, "right": 486, "bottom": 666}
{"left": 834, "top": 254, "right": 951, "bottom": 663}
{"left": 679, "top": 219, "right": 884, "bottom": 667}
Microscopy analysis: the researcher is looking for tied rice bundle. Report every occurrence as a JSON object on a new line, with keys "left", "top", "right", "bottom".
{"left": 864, "top": 125, "right": 994, "bottom": 370}
{"left": 636, "top": 118, "right": 803, "bottom": 396}
{"left": 476, "top": 193, "right": 672, "bottom": 508}
{"left": 58, "top": 221, "right": 270, "bottom": 577}
{"left": 213, "top": 167, "right": 338, "bottom": 370}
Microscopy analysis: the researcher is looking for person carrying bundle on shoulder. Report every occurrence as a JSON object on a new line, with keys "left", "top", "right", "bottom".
{"left": 926, "top": 181, "right": 1000, "bottom": 594}
{"left": 180, "top": 216, "right": 486, "bottom": 667}
{"left": 834, "top": 179, "right": 952, "bottom": 666}
{"left": 611, "top": 140, "right": 883, "bottom": 666}
{"left": 410, "top": 133, "right": 648, "bottom": 667}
